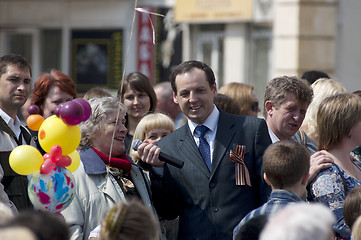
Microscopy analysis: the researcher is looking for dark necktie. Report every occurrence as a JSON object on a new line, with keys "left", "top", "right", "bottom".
{"left": 195, "top": 125, "right": 211, "bottom": 171}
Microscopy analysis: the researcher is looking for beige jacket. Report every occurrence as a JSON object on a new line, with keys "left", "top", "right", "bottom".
{"left": 61, "top": 148, "right": 155, "bottom": 240}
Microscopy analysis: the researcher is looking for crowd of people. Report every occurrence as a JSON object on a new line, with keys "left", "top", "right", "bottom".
{"left": 0, "top": 53, "right": 361, "bottom": 240}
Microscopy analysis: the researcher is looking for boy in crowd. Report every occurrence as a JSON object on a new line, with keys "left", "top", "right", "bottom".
{"left": 233, "top": 140, "right": 310, "bottom": 239}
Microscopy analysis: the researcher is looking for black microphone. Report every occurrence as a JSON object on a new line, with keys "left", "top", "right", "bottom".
{"left": 131, "top": 139, "right": 184, "bottom": 169}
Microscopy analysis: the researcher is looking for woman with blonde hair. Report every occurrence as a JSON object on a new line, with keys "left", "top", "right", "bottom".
{"left": 300, "top": 78, "right": 346, "bottom": 144}
{"left": 309, "top": 93, "right": 361, "bottom": 239}
{"left": 218, "top": 82, "right": 260, "bottom": 117}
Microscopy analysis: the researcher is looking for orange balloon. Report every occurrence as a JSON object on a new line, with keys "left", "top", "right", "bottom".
{"left": 27, "top": 114, "right": 44, "bottom": 131}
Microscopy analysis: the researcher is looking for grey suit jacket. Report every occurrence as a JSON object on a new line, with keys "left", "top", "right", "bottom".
{"left": 151, "top": 111, "right": 272, "bottom": 240}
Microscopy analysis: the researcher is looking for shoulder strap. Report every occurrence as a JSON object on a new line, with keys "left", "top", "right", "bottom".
{"left": 20, "top": 126, "right": 32, "bottom": 145}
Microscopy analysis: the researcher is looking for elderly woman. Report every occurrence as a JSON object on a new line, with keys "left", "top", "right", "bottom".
{"left": 61, "top": 96, "right": 155, "bottom": 240}
{"left": 309, "top": 93, "right": 361, "bottom": 240}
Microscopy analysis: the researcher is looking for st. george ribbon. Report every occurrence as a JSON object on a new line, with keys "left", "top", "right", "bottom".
{"left": 131, "top": 139, "right": 184, "bottom": 169}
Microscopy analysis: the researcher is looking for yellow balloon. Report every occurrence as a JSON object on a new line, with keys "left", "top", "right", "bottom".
{"left": 38, "top": 115, "right": 81, "bottom": 155}
{"left": 67, "top": 150, "right": 81, "bottom": 172}
{"left": 9, "top": 145, "right": 44, "bottom": 175}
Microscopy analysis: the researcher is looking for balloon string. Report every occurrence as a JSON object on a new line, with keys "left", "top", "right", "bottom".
{"left": 106, "top": 2, "right": 164, "bottom": 188}
{"left": 106, "top": 0, "right": 139, "bottom": 187}
{"left": 135, "top": 7, "right": 165, "bottom": 44}
{"left": 109, "top": 2, "right": 165, "bottom": 165}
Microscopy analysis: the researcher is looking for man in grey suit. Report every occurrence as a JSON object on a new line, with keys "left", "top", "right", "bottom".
{"left": 137, "top": 61, "right": 272, "bottom": 240}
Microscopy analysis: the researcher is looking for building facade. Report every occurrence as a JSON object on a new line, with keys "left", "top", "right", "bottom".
{"left": 0, "top": 0, "right": 359, "bottom": 102}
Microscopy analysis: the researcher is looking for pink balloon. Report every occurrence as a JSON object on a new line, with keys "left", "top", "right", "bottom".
{"left": 59, "top": 101, "right": 84, "bottom": 126}
{"left": 56, "top": 156, "right": 72, "bottom": 168}
{"left": 40, "top": 159, "right": 56, "bottom": 175}
{"left": 49, "top": 145, "right": 63, "bottom": 163}
{"left": 73, "top": 98, "right": 91, "bottom": 121}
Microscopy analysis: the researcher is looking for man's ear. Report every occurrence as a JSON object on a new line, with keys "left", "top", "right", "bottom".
{"left": 265, "top": 101, "right": 273, "bottom": 116}
{"left": 212, "top": 82, "right": 217, "bottom": 96}
{"left": 173, "top": 91, "right": 179, "bottom": 104}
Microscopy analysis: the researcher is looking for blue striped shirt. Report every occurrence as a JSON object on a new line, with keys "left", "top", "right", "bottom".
{"left": 233, "top": 189, "right": 303, "bottom": 239}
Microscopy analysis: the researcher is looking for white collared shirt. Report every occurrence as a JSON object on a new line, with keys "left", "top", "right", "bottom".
{"left": 0, "top": 108, "right": 22, "bottom": 140}
{"left": 188, "top": 105, "right": 219, "bottom": 163}
{"left": 268, "top": 128, "right": 280, "bottom": 143}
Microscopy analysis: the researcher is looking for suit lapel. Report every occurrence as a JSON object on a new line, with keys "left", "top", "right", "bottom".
{"left": 210, "top": 112, "right": 235, "bottom": 178}
{"left": 0, "top": 116, "right": 19, "bottom": 144}
{"left": 179, "top": 125, "right": 211, "bottom": 177}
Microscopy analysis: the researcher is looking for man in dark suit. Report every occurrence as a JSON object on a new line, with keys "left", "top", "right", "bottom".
{"left": 137, "top": 60, "right": 271, "bottom": 240}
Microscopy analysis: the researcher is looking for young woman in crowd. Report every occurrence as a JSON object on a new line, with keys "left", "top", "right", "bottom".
{"left": 117, "top": 72, "right": 157, "bottom": 154}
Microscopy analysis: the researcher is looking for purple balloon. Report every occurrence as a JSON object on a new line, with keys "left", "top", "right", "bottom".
{"left": 28, "top": 105, "right": 40, "bottom": 115}
{"left": 73, "top": 98, "right": 91, "bottom": 121}
{"left": 59, "top": 101, "right": 84, "bottom": 126}
{"left": 55, "top": 103, "right": 64, "bottom": 117}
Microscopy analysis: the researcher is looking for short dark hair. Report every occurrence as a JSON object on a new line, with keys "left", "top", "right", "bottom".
{"left": 263, "top": 140, "right": 310, "bottom": 189}
{"left": 301, "top": 70, "right": 330, "bottom": 85}
{"left": 234, "top": 215, "right": 269, "bottom": 240}
{"left": 170, "top": 60, "right": 215, "bottom": 94}
{"left": 0, "top": 210, "right": 69, "bottom": 240}
{"left": 0, "top": 54, "right": 32, "bottom": 77}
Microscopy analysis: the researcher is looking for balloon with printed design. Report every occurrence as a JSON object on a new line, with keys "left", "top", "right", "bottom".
{"left": 28, "top": 167, "right": 75, "bottom": 213}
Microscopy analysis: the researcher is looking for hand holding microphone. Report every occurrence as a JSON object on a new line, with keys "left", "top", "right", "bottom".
{"left": 132, "top": 139, "right": 184, "bottom": 169}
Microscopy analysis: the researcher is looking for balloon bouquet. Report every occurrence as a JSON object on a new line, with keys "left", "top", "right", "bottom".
{"left": 9, "top": 98, "right": 91, "bottom": 213}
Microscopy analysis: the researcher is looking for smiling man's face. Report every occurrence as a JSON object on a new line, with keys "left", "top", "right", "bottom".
{"left": 173, "top": 68, "right": 217, "bottom": 125}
